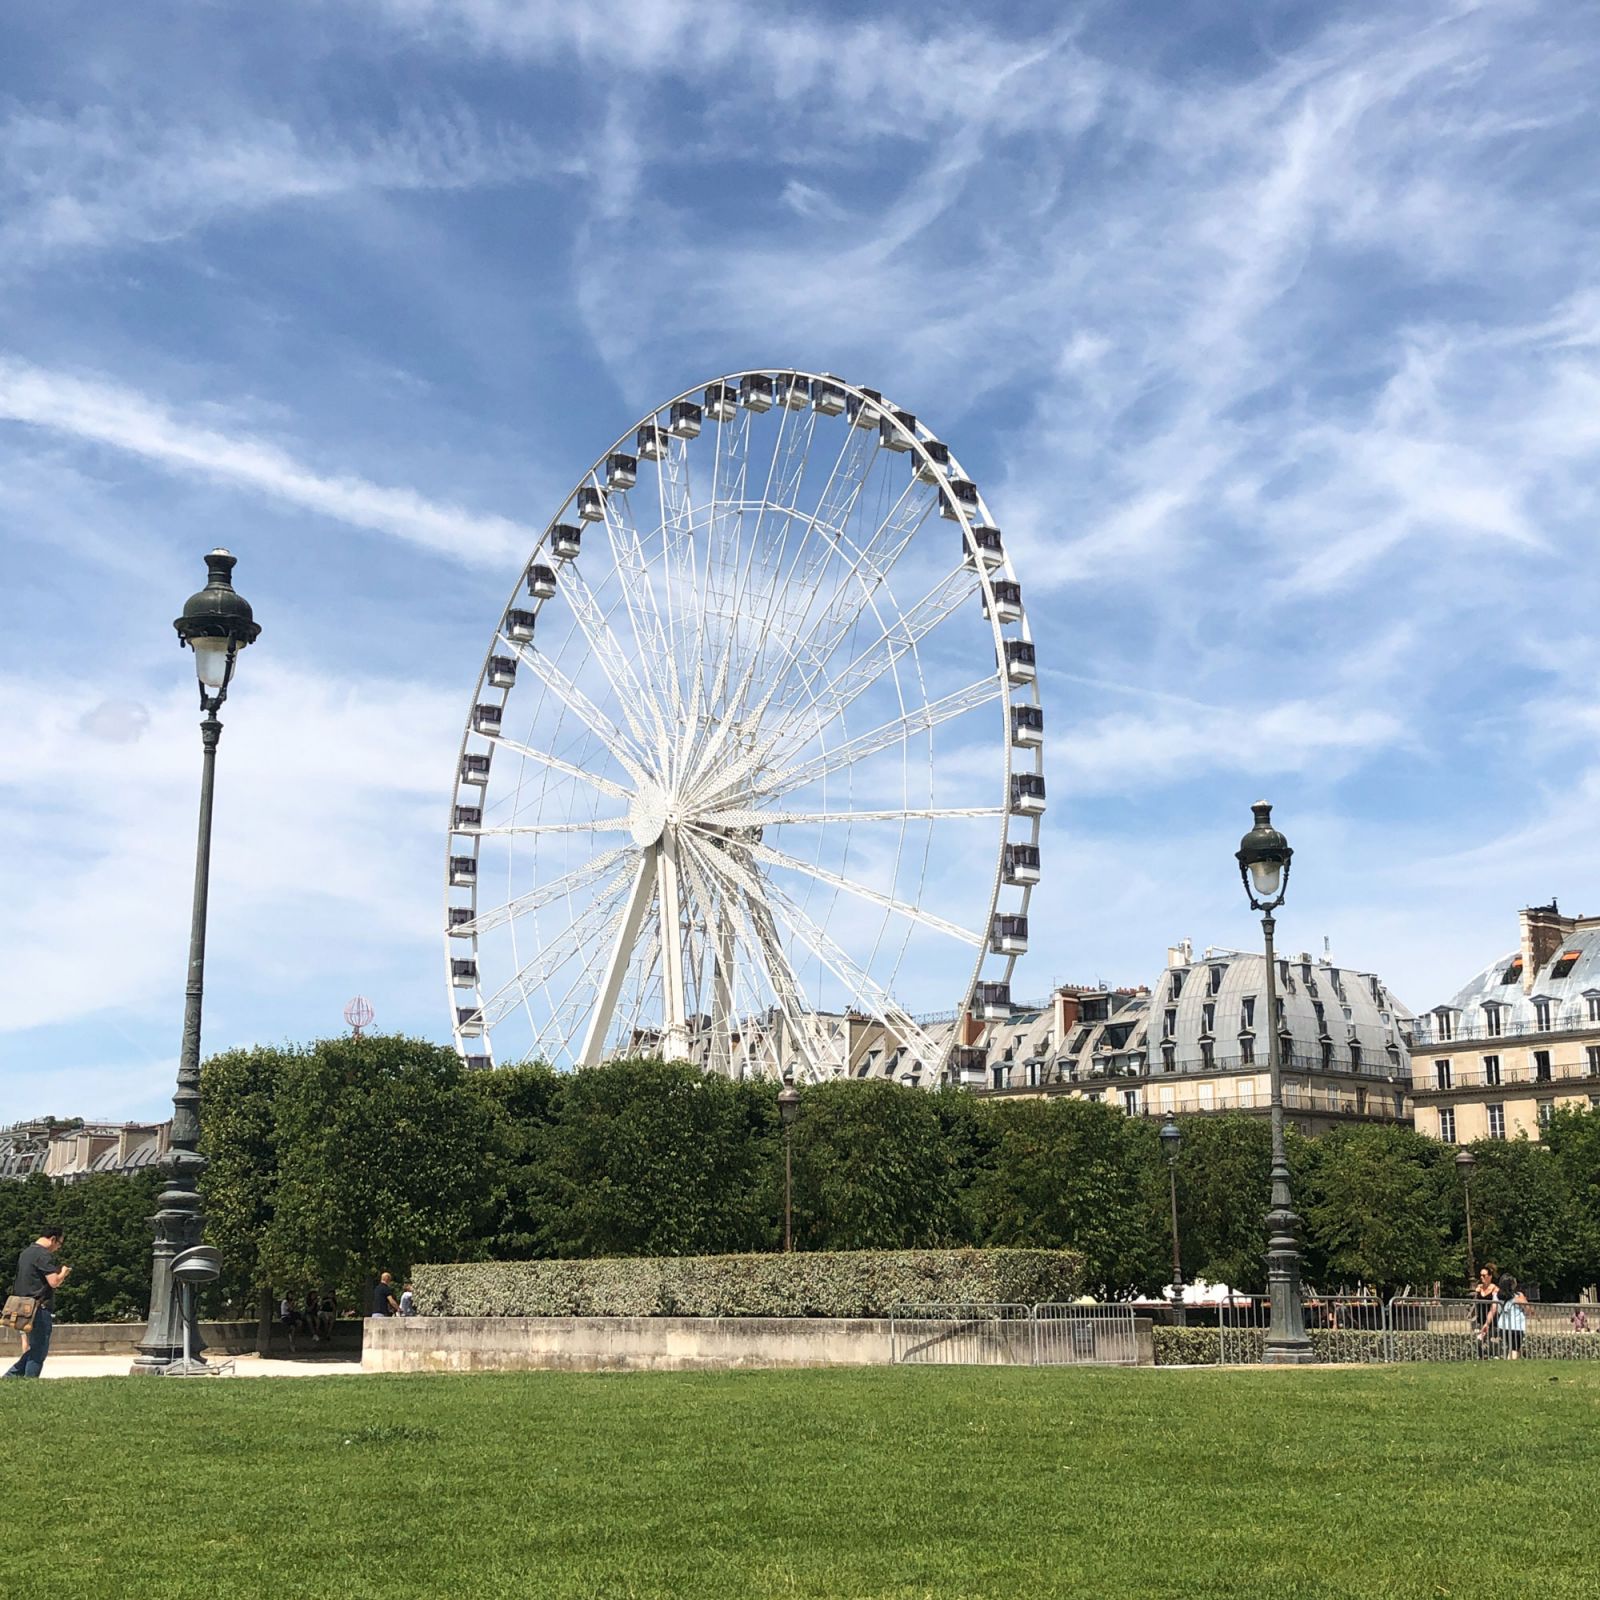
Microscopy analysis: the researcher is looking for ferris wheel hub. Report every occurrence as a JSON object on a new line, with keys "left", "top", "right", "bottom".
{"left": 628, "top": 783, "right": 669, "bottom": 847}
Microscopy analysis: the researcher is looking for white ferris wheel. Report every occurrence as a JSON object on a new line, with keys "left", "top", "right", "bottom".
{"left": 446, "top": 371, "right": 1044, "bottom": 1082}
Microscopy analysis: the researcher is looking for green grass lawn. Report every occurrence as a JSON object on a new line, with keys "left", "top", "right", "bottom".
{"left": 4, "top": 1364, "right": 1598, "bottom": 1598}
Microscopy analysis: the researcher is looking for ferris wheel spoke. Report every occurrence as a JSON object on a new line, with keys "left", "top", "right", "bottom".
{"left": 553, "top": 561, "right": 673, "bottom": 765}
{"left": 596, "top": 486, "right": 686, "bottom": 740}
{"left": 707, "top": 675, "right": 1002, "bottom": 811}
{"left": 719, "top": 844, "right": 945, "bottom": 1072}
{"left": 707, "top": 563, "right": 979, "bottom": 800}
{"left": 505, "top": 640, "right": 654, "bottom": 785}
{"left": 716, "top": 830, "right": 982, "bottom": 948}
{"left": 681, "top": 835, "right": 824, "bottom": 1081}
{"left": 701, "top": 805, "right": 1004, "bottom": 830}
{"left": 470, "top": 816, "right": 632, "bottom": 837}
{"left": 477, "top": 858, "right": 640, "bottom": 1029}
{"left": 458, "top": 845, "right": 636, "bottom": 938}
{"left": 487, "top": 734, "right": 634, "bottom": 802}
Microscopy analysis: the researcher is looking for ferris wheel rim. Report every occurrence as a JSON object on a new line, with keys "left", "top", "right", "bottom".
{"left": 445, "top": 368, "right": 1043, "bottom": 1081}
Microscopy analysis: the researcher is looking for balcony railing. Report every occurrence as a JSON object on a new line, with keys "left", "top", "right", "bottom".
{"left": 1144, "top": 1085, "right": 1409, "bottom": 1120}
{"left": 1411, "top": 1008, "right": 1600, "bottom": 1046}
{"left": 1413, "top": 1060, "right": 1600, "bottom": 1093}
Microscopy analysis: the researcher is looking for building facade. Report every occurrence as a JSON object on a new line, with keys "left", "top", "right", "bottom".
{"left": 1409, "top": 902, "right": 1600, "bottom": 1143}
{"left": 975, "top": 941, "right": 1414, "bottom": 1133}
{"left": 0, "top": 1119, "right": 171, "bottom": 1182}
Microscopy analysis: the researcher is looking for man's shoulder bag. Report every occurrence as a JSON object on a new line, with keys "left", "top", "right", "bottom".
{"left": 1, "top": 1294, "right": 39, "bottom": 1334}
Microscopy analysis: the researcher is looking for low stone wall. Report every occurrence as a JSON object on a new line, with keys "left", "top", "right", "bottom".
{"left": 47, "top": 1320, "right": 364, "bottom": 1356}
{"left": 364, "top": 1315, "right": 897, "bottom": 1373}
{"left": 364, "top": 1316, "right": 1156, "bottom": 1373}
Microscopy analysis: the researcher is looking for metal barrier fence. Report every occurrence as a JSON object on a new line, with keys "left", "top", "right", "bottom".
{"left": 890, "top": 1303, "right": 1034, "bottom": 1366}
{"left": 888, "top": 1303, "right": 1139, "bottom": 1367}
{"left": 1218, "top": 1295, "right": 1600, "bottom": 1364}
{"left": 1033, "top": 1303, "right": 1141, "bottom": 1367}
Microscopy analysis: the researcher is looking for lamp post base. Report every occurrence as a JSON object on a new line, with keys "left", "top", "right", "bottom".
{"left": 1261, "top": 1340, "right": 1316, "bottom": 1365}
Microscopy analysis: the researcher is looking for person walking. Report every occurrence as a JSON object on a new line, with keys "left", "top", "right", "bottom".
{"left": 3, "top": 1225, "right": 71, "bottom": 1379}
{"left": 1489, "top": 1273, "right": 1530, "bottom": 1361}
{"left": 1471, "top": 1267, "right": 1498, "bottom": 1358}
{"left": 398, "top": 1284, "right": 416, "bottom": 1317}
{"left": 371, "top": 1272, "right": 399, "bottom": 1319}
{"left": 279, "top": 1291, "right": 301, "bottom": 1353}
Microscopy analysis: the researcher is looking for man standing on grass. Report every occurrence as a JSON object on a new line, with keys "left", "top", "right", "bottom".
{"left": 372, "top": 1272, "right": 399, "bottom": 1318}
{"left": 4, "top": 1225, "right": 71, "bottom": 1379}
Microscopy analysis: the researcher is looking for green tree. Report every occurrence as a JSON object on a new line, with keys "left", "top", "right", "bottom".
{"left": 1543, "top": 1105, "right": 1600, "bottom": 1293}
{"left": 790, "top": 1078, "right": 967, "bottom": 1251}
{"left": 465, "top": 1062, "right": 562, "bottom": 1259}
{"left": 1164, "top": 1114, "right": 1272, "bottom": 1294}
{"left": 261, "top": 1034, "right": 503, "bottom": 1298}
{"left": 1464, "top": 1136, "right": 1590, "bottom": 1298}
{"left": 1301, "top": 1125, "right": 1453, "bottom": 1295}
{"left": 200, "top": 1043, "right": 290, "bottom": 1333}
{"left": 528, "top": 1058, "right": 776, "bottom": 1257}
{"left": 973, "top": 1097, "right": 1165, "bottom": 1294}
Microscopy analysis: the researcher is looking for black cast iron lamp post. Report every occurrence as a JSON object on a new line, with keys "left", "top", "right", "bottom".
{"left": 132, "top": 549, "right": 261, "bottom": 1375}
{"left": 1159, "top": 1116, "right": 1185, "bottom": 1328}
{"left": 778, "top": 1068, "right": 801, "bottom": 1254}
{"left": 1456, "top": 1147, "right": 1477, "bottom": 1283}
{"left": 1236, "top": 801, "right": 1313, "bottom": 1364}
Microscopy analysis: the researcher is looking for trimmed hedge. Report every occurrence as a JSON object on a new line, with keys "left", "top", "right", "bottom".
{"left": 1153, "top": 1327, "right": 1221, "bottom": 1365}
{"left": 414, "top": 1248, "right": 1084, "bottom": 1319}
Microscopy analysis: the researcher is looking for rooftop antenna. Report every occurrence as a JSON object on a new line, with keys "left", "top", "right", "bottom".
{"left": 344, "top": 996, "right": 375, "bottom": 1039}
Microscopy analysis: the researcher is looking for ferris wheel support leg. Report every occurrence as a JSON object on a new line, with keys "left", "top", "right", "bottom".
{"left": 710, "top": 904, "right": 736, "bottom": 1077}
{"left": 577, "top": 850, "right": 658, "bottom": 1069}
{"left": 658, "top": 833, "right": 690, "bottom": 1061}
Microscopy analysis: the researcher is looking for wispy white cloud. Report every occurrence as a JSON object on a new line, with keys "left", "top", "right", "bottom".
{"left": 0, "top": 357, "right": 533, "bottom": 564}
{"left": 0, "top": 102, "right": 569, "bottom": 269}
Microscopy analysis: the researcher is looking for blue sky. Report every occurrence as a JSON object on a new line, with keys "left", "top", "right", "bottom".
{"left": 3, "top": 0, "right": 1598, "bottom": 1122}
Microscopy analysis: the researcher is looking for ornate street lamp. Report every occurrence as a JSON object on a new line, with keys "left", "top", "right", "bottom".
{"left": 1159, "top": 1116, "right": 1185, "bottom": 1328}
{"left": 132, "top": 550, "right": 261, "bottom": 1375}
{"left": 1236, "top": 801, "right": 1312, "bottom": 1364}
{"left": 1456, "top": 1147, "right": 1477, "bottom": 1284}
{"left": 778, "top": 1068, "right": 801, "bottom": 1253}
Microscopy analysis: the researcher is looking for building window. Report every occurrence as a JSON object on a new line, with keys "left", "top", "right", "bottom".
{"left": 1241, "top": 995, "right": 1256, "bottom": 1030}
{"left": 1200, "top": 1040, "right": 1215, "bottom": 1070}
{"left": 1163, "top": 1009, "right": 1177, "bottom": 1039}
{"left": 1484, "top": 1055, "right": 1501, "bottom": 1087}
{"left": 1588, "top": 994, "right": 1600, "bottom": 1023}
{"left": 1538, "top": 1098, "right": 1554, "bottom": 1129}
{"left": 1434, "top": 1059, "right": 1452, "bottom": 1090}
{"left": 1312, "top": 1001, "right": 1327, "bottom": 1035}
{"left": 1123, "top": 1089, "right": 1139, "bottom": 1116}
{"left": 1439, "top": 1107, "right": 1456, "bottom": 1143}
{"left": 1201, "top": 1003, "right": 1215, "bottom": 1036}
{"left": 1534, "top": 1050, "right": 1552, "bottom": 1083}
{"left": 1349, "top": 1041, "right": 1363, "bottom": 1070}
{"left": 1534, "top": 999, "right": 1553, "bottom": 1031}
{"left": 1551, "top": 951, "right": 1580, "bottom": 980}
{"left": 1487, "top": 1103, "right": 1506, "bottom": 1140}
{"left": 1321, "top": 1039, "right": 1333, "bottom": 1070}
{"left": 1501, "top": 957, "right": 1523, "bottom": 985}
{"left": 1434, "top": 1010, "right": 1454, "bottom": 1041}
{"left": 1170, "top": 970, "right": 1185, "bottom": 999}
{"left": 992, "top": 1065, "right": 1006, "bottom": 1090}
{"left": 1587, "top": 1045, "right": 1600, "bottom": 1076}
{"left": 1026, "top": 1060, "right": 1041, "bottom": 1088}
{"left": 1482, "top": 1004, "right": 1502, "bottom": 1037}
{"left": 1161, "top": 1044, "right": 1176, "bottom": 1073}
{"left": 1208, "top": 965, "right": 1224, "bottom": 996}
{"left": 1240, "top": 1034, "right": 1255, "bottom": 1065}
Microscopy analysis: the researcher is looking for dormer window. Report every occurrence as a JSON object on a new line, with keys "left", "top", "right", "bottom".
{"left": 1163, "top": 1008, "right": 1177, "bottom": 1039}
{"left": 1501, "top": 956, "right": 1523, "bottom": 985}
{"left": 1201, "top": 1003, "right": 1215, "bottom": 1036}
{"left": 1208, "top": 965, "right": 1224, "bottom": 996}
{"left": 1170, "top": 970, "right": 1185, "bottom": 999}
{"left": 1433, "top": 1009, "right": 1454, "bottom": 1042}
{"left": 1551, "top": 950, "right": 1581, "bottom": 981}
{"left": 1483, "top": 1003, "right": 1502, "bottom": 1037}
{"left": 1240, "top": 995, "right": 1256, "bottom": 1030}
{"left": 1534, "top": 998, "right": 1553, "bottom": 1031}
